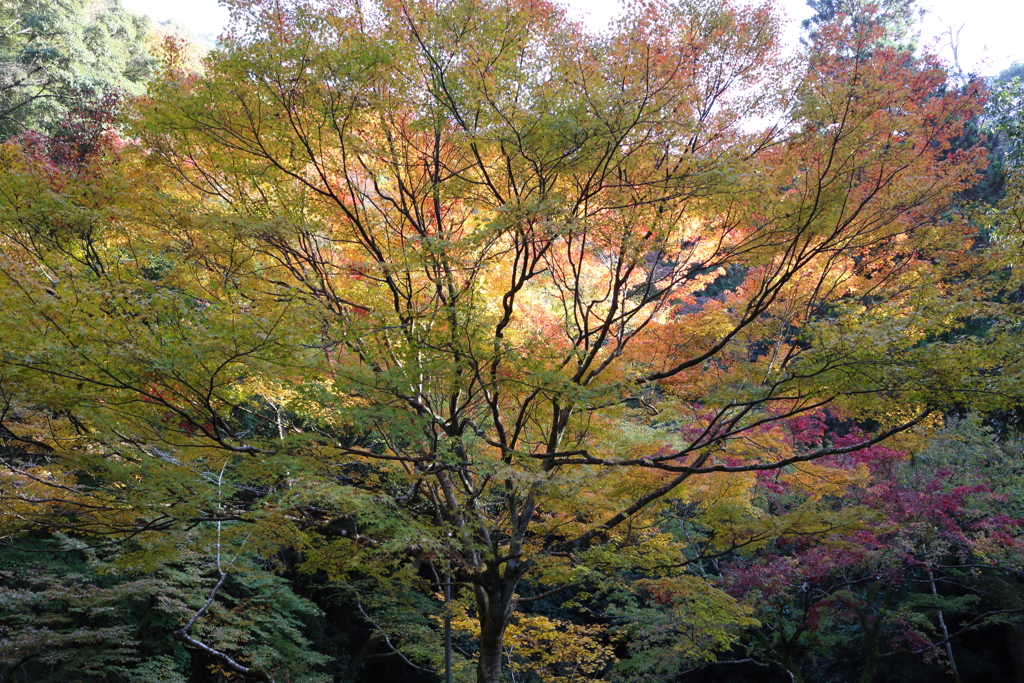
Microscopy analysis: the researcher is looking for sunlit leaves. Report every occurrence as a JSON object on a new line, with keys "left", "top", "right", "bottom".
{"left": 1, "top": 0, "right": 1018, "bottom": 680}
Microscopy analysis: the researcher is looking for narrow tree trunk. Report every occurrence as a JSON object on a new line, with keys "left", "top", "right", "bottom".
{"left": 858, "top": 585, "right": 894, "bottom": 683}
{"left": 444, "top": 570, "right": 453, "bottom": 683}
{"left": 927, "top": 569, "right": 961, "bottom": 683}
{"left": 753, "top": 625, "right": 806, "bottom": 683}
{"left": 778, "top": 653, "right": 805, "bottom": 683}
{"left": 859, "top": 653, "right": 881, "bottom": 683}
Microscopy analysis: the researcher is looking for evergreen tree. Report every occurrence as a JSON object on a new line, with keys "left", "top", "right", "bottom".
{"left": 803, "top": 0, "right": 924, "bottom": 50}
{"left": 0, "top": 0, "right": 155, "bottom": 139}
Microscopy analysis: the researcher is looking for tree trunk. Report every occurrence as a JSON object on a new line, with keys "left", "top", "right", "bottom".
{"left": 927, "top": 569, "right": 961, "bottom": 683}
{"left": 477, "top": 630, "right": 505, "bottom": 683}
{"left": 754, "top": 624, "right": 806, "bottom": 683}
{"left": 476, "top": 593, "right": 512, "bottom": 683}
{"left": 444, "top": 571, "right": 453, "bottom": 683}
{"left": 858, "top": 585, "right": 894, "bottom": 683}
{"left": 474, "top": 562, "right": 525, "bottom": 683}
{"left": 859, "top": 655, "right": 880, "bottom": 683}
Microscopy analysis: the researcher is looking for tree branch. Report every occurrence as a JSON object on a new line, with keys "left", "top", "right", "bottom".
{"left": 174, "top": 570, "right": 275, "bottom": 683}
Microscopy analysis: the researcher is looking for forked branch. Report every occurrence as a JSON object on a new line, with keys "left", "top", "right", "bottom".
{"left": 174, "top": 570, "right": 276, "bottom": 683}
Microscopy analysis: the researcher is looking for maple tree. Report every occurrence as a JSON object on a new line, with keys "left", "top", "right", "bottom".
{"left": 0, "top": 0, "right": 1021, "bottom": 681}
{"left": 720, "top": 416, "right": 1024, "bottom": 683}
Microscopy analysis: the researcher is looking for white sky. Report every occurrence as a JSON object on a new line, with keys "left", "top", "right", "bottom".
{"left": 122, "top": 0, "right": 1021, "bottom": 77}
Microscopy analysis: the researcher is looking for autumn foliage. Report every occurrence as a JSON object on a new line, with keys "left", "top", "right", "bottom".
{"left": 0, "top": 0, "right": 1022, "bottom": 682}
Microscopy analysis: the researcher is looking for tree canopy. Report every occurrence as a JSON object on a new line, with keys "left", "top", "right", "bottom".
{"left": 1, "top": 0, "right": 1023, "bottom": 682}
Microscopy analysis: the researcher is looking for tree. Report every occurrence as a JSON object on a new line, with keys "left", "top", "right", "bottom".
{"left": 722, "top": 416, "right": 1024, "bottom": 683}
{"left": 0, "top": 0, "right": 1016, "bottom": 681}
{"left": 0, "top": 0, "right": 154, "bottom": 138}
{"left": 802, "top": 0, "right": 924, "bottom": 50}
{"left": 0, "top": 536, "right": 334, "bottom": 683}
{"left": 988, "top": 64, "right": 1024, "bottom": 173}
